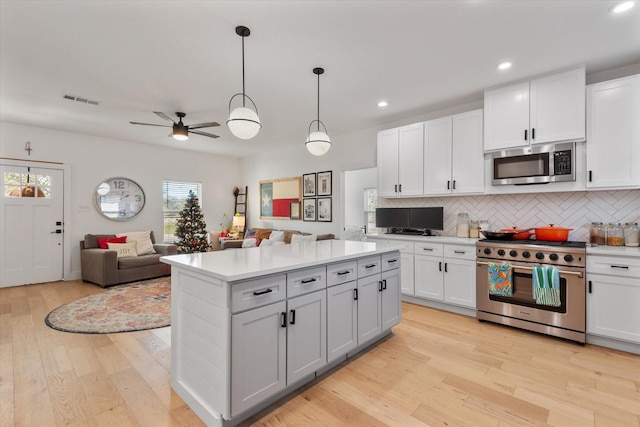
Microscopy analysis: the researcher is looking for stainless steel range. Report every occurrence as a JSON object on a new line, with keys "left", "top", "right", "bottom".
{"left": 476, "top": 239, "right": 587, "bottom": 343}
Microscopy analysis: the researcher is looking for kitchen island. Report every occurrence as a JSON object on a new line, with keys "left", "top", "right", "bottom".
{"left": 161, "top": 240, "right": 402, "bottom": 426}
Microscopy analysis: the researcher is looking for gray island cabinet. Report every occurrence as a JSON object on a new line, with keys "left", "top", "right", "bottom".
{"left": 161, "top": 240, "right": 401, "bottom": 426}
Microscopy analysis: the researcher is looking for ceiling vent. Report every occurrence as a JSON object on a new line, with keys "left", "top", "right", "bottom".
{"left": 63, "top": 95, "right": 99, "bottom": 105}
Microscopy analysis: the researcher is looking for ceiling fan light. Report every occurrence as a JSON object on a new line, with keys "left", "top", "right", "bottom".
{"left": 306, "top": 131, "right": 331, "bottom": 156}
{"left": 227, "top": 106, "right": 261, "bottom": 140}
{"left": 172, "top": 123, "right": 189, "bottom": 140}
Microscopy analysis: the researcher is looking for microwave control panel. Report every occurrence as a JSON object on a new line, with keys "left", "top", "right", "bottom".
{"left": 554, "top": 150, "right": 573, "bottom": 175}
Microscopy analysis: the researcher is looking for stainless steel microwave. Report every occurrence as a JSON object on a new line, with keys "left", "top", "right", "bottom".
{"left": 491, "top": 142, "right": 575, "bottom": 185}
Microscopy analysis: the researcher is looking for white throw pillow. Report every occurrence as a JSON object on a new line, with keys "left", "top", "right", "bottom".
{"left": 260, "top": 239, "right": 285, "bottom": 247}
{"left": 242, "top": 237, "right": 259, "bottom": 248}
{"left": 269, "top": 230, "right": 285, "bottom": 242}
{"left": 116, "top": 231, "right": 155, "bottom": 255}
{"left": 290, "top": 233, "right": 317, "bottom": 243}
{"left": 107, "top": 242, "right": 138, "bottom": 258}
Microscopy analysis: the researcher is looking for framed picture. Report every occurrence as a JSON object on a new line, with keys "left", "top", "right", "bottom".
{"left": 317, "top": 171, "right": 332, "bottom": 196}
{"left": 303, "top": 198, "right": 316, "bottom": 222}
{"left": 317, "top": 197, "right": 332, "bottom": 222}
{"left": 302, "top": 173, "right": 316, "bottom": 197}
{"left": 290, "top": 201, "right": 301, "bottom": 220}
{"left": 259, "top": 176, "right": 302, "bottom": 220}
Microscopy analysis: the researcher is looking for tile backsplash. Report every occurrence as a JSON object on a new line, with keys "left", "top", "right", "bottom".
{"left": 382, "top": 190, "right": 640, "bottom": 242}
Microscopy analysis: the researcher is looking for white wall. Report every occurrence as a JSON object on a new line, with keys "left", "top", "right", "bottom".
{"left": 0, "top": 121, "right": 241, "bottom": 279}
{"left": 344, "top": 167, "right": 377, "bottom": 228}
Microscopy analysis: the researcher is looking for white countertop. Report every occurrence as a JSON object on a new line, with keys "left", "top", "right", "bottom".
{"left": 161, "top": 240, "right": 401, "bottom": 282}
{"left": 587, "top": 244, "right": 640, "bottom": 257}
{"left": 365, "top": 233, "right": 479, "bottom": 245}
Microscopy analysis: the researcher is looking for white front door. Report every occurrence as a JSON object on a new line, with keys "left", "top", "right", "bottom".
{"left": 1, "top": 165, "right": 64, "bottom": 287}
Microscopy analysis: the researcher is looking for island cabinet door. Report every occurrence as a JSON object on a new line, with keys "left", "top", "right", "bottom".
{"left": 357, "top": 274, "right": 382, "bottom": 345}
{"left": 286, "top": 289, "right": 327, "bottom": 385}
{"left": 231, "top": 301, "right": 287, "bottom": 417}
{"left": 381, "top": 268, "right": 401, "bottom": 331}
{"left": 327, "top": 281, "right": 358, "bottom": 364}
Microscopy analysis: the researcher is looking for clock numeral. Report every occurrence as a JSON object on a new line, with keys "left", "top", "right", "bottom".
{"left": 113, "top": 180, "right": 125, "bottom": 189}
{"left": 135, "top": 195, "right": 142, "bottom": 202}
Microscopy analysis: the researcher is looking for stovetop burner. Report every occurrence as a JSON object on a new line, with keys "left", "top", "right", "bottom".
{"left": 477, "top": 239, "right": 586, "bottom": 248}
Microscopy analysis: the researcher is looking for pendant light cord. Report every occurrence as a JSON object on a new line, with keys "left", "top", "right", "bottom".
{"left": 317, "top": 72, "right": 320, "bottom": 131}
{"left": 241, "top": 34, "right": 246, "bottom": 108}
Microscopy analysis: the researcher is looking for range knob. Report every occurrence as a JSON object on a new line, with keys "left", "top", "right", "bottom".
{"left": 522, "top": 251, "right": 531, "bottom": 258}
{"left": 549, "top": 253, "right": 559, "bottom": 261}
{"left": 509, "top": 250, "right": 518, "bottom": 257}
{"left": 535, "top": 252, "right": 545, "bottom": 260}
{"left": 564, "top": 254, "right": 574, "bottom": 262}
{"left": 483, "top": 248, "right": 492, "bottom": 255}
{"left": 497, "top": 249, "right": 506, "bottom": 256}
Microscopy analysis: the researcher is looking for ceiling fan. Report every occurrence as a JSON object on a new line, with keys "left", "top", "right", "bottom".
{"left": 129, "top": 111, "right": 220, "bottom": 140}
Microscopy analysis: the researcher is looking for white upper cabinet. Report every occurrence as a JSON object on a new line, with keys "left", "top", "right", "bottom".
{"left": 484, "top": 67, "right": 585, "bottom": 151}
{"left": 377, "top": 123, "right": 424, "bottom": 197}
{"left": 424, "top": 109, "right": 484, "bottom": 195}
{"left": 586, "top": 74, "right": 640, "bottom": 189}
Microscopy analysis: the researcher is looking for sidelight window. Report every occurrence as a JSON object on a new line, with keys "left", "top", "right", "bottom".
{"left": 163, "top": 180, "right": 202, "bottom": 242}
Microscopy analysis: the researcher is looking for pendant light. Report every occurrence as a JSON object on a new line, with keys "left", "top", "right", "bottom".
{"left": 227, "top": 26, "right": 261, "bottom": 140}
{"left": 306, "top": 67, "right": 331, "bottom": 156}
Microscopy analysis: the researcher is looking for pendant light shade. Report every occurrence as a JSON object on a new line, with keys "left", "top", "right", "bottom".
{"left": 306, "top": 67, "right": 331, "bottom": 156}
{"left": 227, "top": 26, "right": 261, "bottom": 140}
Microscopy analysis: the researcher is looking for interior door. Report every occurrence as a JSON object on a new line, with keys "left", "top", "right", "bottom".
{"left": 1, "top": 165, "right": 64, "bottom": 287}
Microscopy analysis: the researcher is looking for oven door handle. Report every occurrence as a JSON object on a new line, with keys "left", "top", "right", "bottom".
{"left": 476, "top": 261, "right": 584, "bottom": 278}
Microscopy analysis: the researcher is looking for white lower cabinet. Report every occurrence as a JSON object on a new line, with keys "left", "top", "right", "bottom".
{"left": 366, "top": 237, "right": 414, "bottom": 295}
{"left": 587, "top": 255, "right": 640, "bottom": 344}
{"left": 414, "top": 243, "right": 476, "bottom": 309}
{"left": 327, "top": 281, "right": 358, "bottom": 364}
{"left": 357, "top": 269, "right": 384, "bottom": 344}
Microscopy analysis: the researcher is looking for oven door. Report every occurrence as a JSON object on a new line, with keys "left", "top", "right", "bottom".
{"left": 476, "top": 260, "right": 585, "bottom": 333}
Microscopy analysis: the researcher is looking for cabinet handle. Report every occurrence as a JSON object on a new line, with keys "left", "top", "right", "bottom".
{"left": 589, "top": 170, "right": 593, "bottom": 182}
{"left": 531, "top": 128, "right": 535, "bottom": 140}
{"left": 422, "top": 247, "right": 434, "bottom": 252}
{"left": 354, "top": 288, "right": 358, "bottom": 300}
{"left": 611, "top": 265, "right": 630, "bottom": 269}
{"left": 281, "top": 312, "right": 287, "bottom": 328}
{"left": 382, "top": 279, "right": 387, "bottom": 290}
{"left": 289, "top": 309, "right": 296, "bottom": 325}
{"left": 301, "top": 278, "right": 317, "bottom": 284}
{"left": 444, "top": 262, "right": 448, "bottom": 273}
{"left": 379, "top": 280, "right": 383, "bottom": 292}
{"left": 524, "top": 129, "right": 528, "bottom": 141}
{"left": 387, "top": 259, "right": 398, "bottom": 264}
{"left": 452, "top": 180, "right": 456, "bottom": 190}
{"left": 447, "top": 180, "right": 450, "bottom": 190}
{"left": 439, "top": 261, "right": 442, "bottom": 272}
{"left": 365, "top": 264, "right": 377, "bottom": 269}
{"left": 253, "top": 288, "right": 273, "bottom": 296}
{"left": 399, "top": 184, "right": 402, "bottom": 192}
{"left": 454, "top": 250, "right": 466, "bottom": 254}
{"left": 588, "top": 280, "right": 592, "bottom": 294}
{"left": 337, "top": 270, "right": 351, "bottom": 276}
{"left": 395, "top": 184, "right": 398, "bottom": 192}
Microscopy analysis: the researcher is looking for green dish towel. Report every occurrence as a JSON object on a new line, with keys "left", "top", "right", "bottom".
{"left": 532, "top": 266, "right": 561, "bottom": 307}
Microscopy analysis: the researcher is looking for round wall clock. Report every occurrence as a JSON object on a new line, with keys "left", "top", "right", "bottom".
{"left": 94, "top": 177, "right": 145, "bottom": 221}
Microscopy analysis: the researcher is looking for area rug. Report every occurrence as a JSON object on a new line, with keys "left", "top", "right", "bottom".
{"left": 45, "top": 276, "right": 171, "bottom": 334}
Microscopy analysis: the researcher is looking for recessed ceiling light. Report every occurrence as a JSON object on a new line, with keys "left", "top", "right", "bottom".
{"left": 498, "top": 62, "right": 512, "bottom": 70}
{"left": 378, "top": 101, "right": 388, "bottom": 107}
{"left": 612, "top": 1, "right": 634, "bottom": 13}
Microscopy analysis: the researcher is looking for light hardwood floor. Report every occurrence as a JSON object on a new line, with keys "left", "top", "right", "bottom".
{"left": 1, "top": 280, "right": 639, "bottom": 427}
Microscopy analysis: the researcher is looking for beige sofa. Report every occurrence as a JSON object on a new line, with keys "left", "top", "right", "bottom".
{"left": 80, "top": 231, "right": 177, "bottom": 287}
{"left": 222, "top": 228, "right": 335, "bottom": 249}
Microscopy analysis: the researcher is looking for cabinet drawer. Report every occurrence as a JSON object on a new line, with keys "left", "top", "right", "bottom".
{"left": 327, "top": 261, "right": 357, "bottom": 287}
{"left": 381, "top": 251, "right": 401, "bottom": 272}
{"left": 444, "top": 244, "right": 476, "bottom": 261}
{"left": 587, "top": 256, "right": 640, "bottom": 279}
{"left": 231, "top": 274, "right": 286, "bottom": 313}
{"left": 287, "top": 266, "right": 326, "bottom": 298}
{"left": 414, "top": 242, "right": 443, "bottom": 257}
{"left": 357, "top": 256, "right": 381, "bottom": 278}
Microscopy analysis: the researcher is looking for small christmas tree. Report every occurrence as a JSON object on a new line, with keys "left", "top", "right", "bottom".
{"left": 174, "top": 190, "right": 211, "bottom": 253}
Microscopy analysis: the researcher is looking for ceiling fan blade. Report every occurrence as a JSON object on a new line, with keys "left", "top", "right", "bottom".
{"left": 129, "top": 121, "right": 171, "bottom": 127}
{"left": 154, "top": 111, "right": 177, "bottom": 123}
{"left": 190, "top": 130, "right": 220, "bottom": 139}
{"left": 189, "top": 122, "right": 220, "bottom": 129}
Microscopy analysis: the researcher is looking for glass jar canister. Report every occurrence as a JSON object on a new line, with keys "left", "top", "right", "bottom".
{"left": 623, "top": 223, "right": 640, "bottom": 247}
{"left": 469, "top": 220, "right": 480, "bottom": 238}
{"left": 607, "top": 223, "right": 624, "bottom": 246}
{"left": 456, "top": 213, "right": 470, "bottom": 238}
{"left": 590, "top": 222, "right": 606, "bottom": 245}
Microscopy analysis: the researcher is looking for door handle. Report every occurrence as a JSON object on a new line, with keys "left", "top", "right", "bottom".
{"left": 281, "top": 312, "right": 287, "bottom": 328}
{"left": 524, "top": 129, "right": 528, "bottom": 141}
{"left": 289, "top": 309, "right": 296, "bottom": 325}
{"left": 476, "top": 262, "right": 584, "bottom": 278}
{"left": 354, "top": 288, "right": 358, "bottom": 300}
{"left": 382, "top": 279, "right": 387, "bottom": 290}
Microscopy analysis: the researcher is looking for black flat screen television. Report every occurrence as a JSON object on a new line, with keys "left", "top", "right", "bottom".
{"left": 375, "top": 207, "right": 443, "bottom": 235}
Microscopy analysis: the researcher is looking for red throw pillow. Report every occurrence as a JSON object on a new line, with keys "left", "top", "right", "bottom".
{"left": 97, "top": 236, "right": 127, "bottom": 249}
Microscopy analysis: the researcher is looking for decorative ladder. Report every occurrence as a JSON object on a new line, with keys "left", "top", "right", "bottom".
{"left": 233, "top": 186, "right": 248, "bottom": 235}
